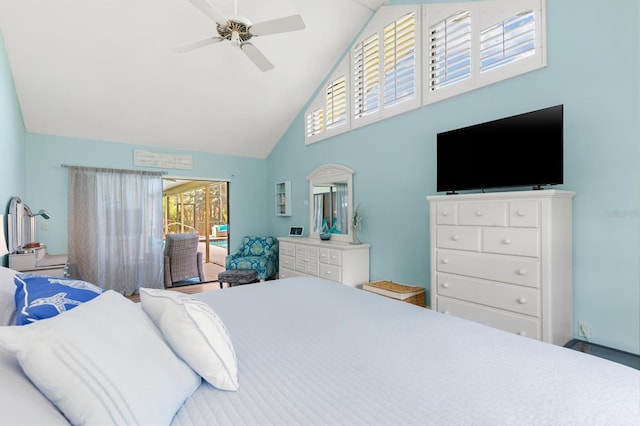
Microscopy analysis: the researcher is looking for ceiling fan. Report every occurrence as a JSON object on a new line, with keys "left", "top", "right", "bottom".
{"left": 177, "top": 0, "right": 306, "bottom": 71}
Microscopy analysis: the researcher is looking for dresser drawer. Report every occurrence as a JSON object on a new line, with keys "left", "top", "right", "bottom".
{"left": 459, "top": 201, "right": 507, "bottom": 226}
{"left": 295, "top": 246, "right": 319, "bottom": 276}
{"left": 319, "top": 248, "right": 342, "bottom": 265}
{"left": 509, "top": 200, "right": 539, "bottom": 228}
{"left": 279, "top": 267, "right": 305, "bottom": 280}
{"left": 318, "top": 264, "right": 341, "bottom": 283}
{"left": 436, "top": 250, "right": 539, "bottom": 288}
{"left": 436, "top": 273, "right": 540, "bottom": 317}
{"left": 482, "top": 228, "right": 539, "bottom": 257}
{"left": 435, "top": 203, "right": 457, "bottom": 225}
{"left": 437, "top": 296, "right": 540, "bottom": 339}
{"left": 280, "top": 242, "right": 295, "bottom": 257}
{"left": 436, "top": 226, "right": 481, "bottom": 251}
{"left": 279, "top": 254, "right": 295, "bottom": 270}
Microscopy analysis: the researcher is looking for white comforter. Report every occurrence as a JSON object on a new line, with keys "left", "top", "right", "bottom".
{"left": 174, "top": 277, "right": 640, "bottom": 425}
{"left": 1, "top": 277, "right": 639, "bottom": 425}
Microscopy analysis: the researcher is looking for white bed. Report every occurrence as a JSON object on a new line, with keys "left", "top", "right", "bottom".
{"left": 1, "top": 273, "right": 639, "bottom": 425}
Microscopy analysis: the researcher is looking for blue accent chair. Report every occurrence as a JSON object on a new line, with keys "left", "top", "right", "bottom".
{"left": 225, "top": 236, "right": 279, "bottom": 281}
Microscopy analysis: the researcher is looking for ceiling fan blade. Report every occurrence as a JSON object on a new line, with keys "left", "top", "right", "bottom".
{"left": 174, "top": 37, "right": 223, "bottom": 53}
{"left": 250, "top": 15, "right": 305, "bottom": 36}
{"left": 240, "top": 43, "right": 274, "bottom": 72}
{"left": 186, "top": 0, "right": 227, "bottom": 25}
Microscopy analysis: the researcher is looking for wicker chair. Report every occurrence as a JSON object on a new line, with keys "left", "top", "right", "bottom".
{"left": 163, "top": 233, "right": 205, "bottom": 287}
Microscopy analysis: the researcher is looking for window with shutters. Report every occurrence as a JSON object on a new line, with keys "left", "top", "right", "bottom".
{"left": 480, "top": 10, "right": 535, "bottom": 73}
{"left": 476, "top": 0, "right": 545, "bottom": 87}
{"left": 383, "top": 13, "right": 417, "bottom": 107}
{"left": 424, "top": 0, "right": 545, "bottom": 104}
{"left": 304, "top": 58, "right": 349, "bottom": 145}
{"left": 428, "top": 11, "right": 472, "bottom": 92}
{"left": 305, "top": 108, "right": 324, "bottom": 139}
{"left": 353, "top": 33, "right": 380, "bottom": 120}
{"left": 304, "top": 0, "right": 545, "bottom": 144}
{"left": 326, "top": 76, "right": 347, "bottom": 129}
{"left": 352, "top": 6, "right": 420, "bottom": 129}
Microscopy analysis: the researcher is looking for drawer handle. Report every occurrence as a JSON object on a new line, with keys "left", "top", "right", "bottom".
{"left": 451, "top": 235, "right": 460, "bottom": 241}
{"left": 517, "top": 269, "right": 527, "bottom": 276}
{"left": 502, "top": 239, "right": 511, "bottom": 245}
{"left": 517, "top": 297, "right": 527, "bottom": 304}
{"left": 443, "top": 310, "right": 450, "bottom": 315}
{"left": 517, "top": 331, "right": 527, "bottom": 336}
{"left": 516, "top": 211, "right": 526, "bottom": 217}
{"left": 475, "top": 210, "right": 484, "bottom": 217}
{"left": 442, "top": 211, "right": 449, "bottom": 217}
{"left": 441, "top": 283, "right": 450, "bottom": 288}
{"left": 441, "top": 259, "right": 449, "bottom": 264}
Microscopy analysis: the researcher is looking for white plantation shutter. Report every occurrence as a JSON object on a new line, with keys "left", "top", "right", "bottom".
{"left": 305, "top": 108, "right": 324, "bottom": 139}
{"left": 480, "top": 10, "right": 536, "bottom": 72}
{"left": 383, "top": 12, "right": 417, "bottom": 107}
{"left": 326, "top": 76, "right": 347, "bottom": 129}
{"left": 477, "top": 0, "right": 545, "bottom": 86}
{"left": 428, "top": 11, "right": 472, "bottom": 91}
{"left": 424, "top": 0, "right": 545, "bottom": 105}
{"left": 304, "top": 58, "right": 349, "bottom": 145}
{"left": 353, "top": 5, "right": 420, "bottom": 128}
{"left": 353, "top": 33, "right": 380, "bottom": 120}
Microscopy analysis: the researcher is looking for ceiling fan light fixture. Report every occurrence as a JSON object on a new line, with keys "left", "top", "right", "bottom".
{"left": 230, "top": 30, "right": 240, "bottom": 47}
{"left": 181, "top": 0, "right": 306, "bottom": 71}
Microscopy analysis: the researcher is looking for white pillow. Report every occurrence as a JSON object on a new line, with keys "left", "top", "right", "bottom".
{"left": 0, "top": 290, "right": 201, "bottom": 425}
{"left": 140, "top": 288, "right": 239, "bottom": 391}
{"left": 0, "top": 266, "right": 18, "bottom": 326}
{"left": 0, "top": 346, "right": 68, "bottom": 425}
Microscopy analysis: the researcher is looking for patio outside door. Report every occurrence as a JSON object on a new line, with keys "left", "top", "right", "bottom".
{"left": 162, "top": 179, "right": 229, "bottom": 266}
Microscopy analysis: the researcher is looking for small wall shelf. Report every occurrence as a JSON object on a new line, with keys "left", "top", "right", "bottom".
{"left": 275, "top": 180, "right": 291, "bottom": 216}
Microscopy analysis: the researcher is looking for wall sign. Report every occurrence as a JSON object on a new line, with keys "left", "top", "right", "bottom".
{"left": 133, "top": 149, "right": 193, "bottom": 170}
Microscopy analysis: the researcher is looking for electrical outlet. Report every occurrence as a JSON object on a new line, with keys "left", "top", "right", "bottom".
{"left": 578, "top": 321, "right": 591, "bottom": 337}
{"left": 40, "top": 222, "right": 48, "bottom": 231}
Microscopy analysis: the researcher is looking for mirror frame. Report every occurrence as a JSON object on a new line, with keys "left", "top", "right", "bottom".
{"left": 307, "top": 164, "right": 354, "bottom": 242}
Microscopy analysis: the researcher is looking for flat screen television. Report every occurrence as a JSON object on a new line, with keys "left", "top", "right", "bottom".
{"left": 436, "top": 105, "right": 563, "bottom": 193}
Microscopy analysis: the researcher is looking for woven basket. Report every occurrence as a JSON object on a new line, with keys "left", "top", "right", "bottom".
{"left": 365, "top": 280, "right": 426, "bottom": 307}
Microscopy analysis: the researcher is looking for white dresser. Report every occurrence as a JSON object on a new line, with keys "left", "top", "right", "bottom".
{"left": 427, "top": 190, "right": 575, "bottom": 345}
{"left": 278, "top": 237, "right": 370, "bottom": 287}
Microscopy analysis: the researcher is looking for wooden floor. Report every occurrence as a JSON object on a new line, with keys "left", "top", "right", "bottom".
{"left": 126, "top": 261, "right": 226, "bottom": 303}
{"left": 203, "top": 261, "right": 225, "bottom": 281}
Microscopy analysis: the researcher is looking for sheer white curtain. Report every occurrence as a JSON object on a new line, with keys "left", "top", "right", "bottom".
{"left": 67, "top": 166, "right": 164, "bottom": 295}
{"left": 335, "top": 183, "right": 348, "bottom": 234}
{"left": 313, "top": 194, "right": 324, "bottom": 233}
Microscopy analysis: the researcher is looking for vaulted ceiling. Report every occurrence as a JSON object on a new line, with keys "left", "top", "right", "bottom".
{"left": 0, "top": 0, "right": 386, "bottom": 158}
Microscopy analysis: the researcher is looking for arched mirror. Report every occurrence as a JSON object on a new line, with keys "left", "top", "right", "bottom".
{"left": 307, "top": 164, "right": 354, "bottom": 242}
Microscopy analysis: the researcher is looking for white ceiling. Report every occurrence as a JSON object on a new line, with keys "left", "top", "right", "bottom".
{"left": 0, "top": 0, "right": 385, "bottom": 158}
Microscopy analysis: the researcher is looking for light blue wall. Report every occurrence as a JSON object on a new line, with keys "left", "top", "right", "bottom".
{"left": 6, "top": 0, "right": 639, "bottom": 354}
{"left": 267, "top": 0, "right": 640, "bottom": 354}
{"left": 25, "top": 133, "right": 269, "bottom": 255}
{"left": 0, "top": 31, "right": 27, "bottom": 265}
